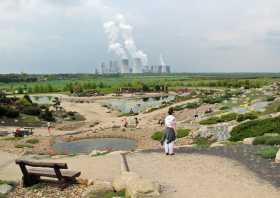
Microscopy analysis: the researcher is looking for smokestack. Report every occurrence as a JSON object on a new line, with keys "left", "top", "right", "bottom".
{"left": 121, "top": 59, "right": 129, "bottom": 74}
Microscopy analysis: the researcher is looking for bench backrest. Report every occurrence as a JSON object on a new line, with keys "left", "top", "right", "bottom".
{"left": 15, "top": 159, "right": 68, "bottom": 169}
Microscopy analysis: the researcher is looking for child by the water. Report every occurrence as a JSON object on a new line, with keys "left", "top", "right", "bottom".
{"left": 160, "top": 107, "right": 176, "bottom": 155}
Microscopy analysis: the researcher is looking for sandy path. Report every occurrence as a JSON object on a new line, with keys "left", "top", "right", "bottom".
{"left": 127, "top": 152, "right": 280, "bottom": 198}
{"left": 0, "top": 152, "right": 121, "bottom": 182}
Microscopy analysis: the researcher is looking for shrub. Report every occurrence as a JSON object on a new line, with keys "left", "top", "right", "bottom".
{"left": 151, "top": 131, "right": 164, "bottom": 141}
{"left": 26, "top": 138, "right": 39, "bottom": 144}
{"left": 40, "top": 109, "right": 55, "bottom": 122}
{"left": 174, "top": 102, "right": 200, "bottom": 111}
{"left": 277, "top": 105, "right": 280, "bottom": 112}
{"left": 220, "top": 106, "right": 229, "bottom": 110}
{"left": 237, "top": 112, "right": 258, "bottom": 122}
{"left": 15, "top": 144, "right": 34, "bottom": 149}
{"left": 194, "top": 137, "right": 211, "bottom": 148}
{"left": 22, "top": 105, "right": 41, "bottom": 116}
{"left": 230, "top": 116, "right": 280, "bottom": 141}
{"left": 0, "top": 105, "right": 7, "bottom": 117}
{"left": 199, "top": 116, "right": 221, "bottom": 125}
{"left": 220, "top": 113, "right": 238, "bottom": 122}
{"left": 256, "top": 147, "right": 278, "bottom": 159}
{"left": 177, "top": 128, "right": 190, "bottom": 138}
{"left": 266, "top": 96, "right": 276, "bottom": 102}
{"left": 5, "top": 108, "right": 19, "bottom": 118}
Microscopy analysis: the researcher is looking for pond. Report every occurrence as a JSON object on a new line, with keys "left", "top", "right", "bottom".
{"left": 52, "top": 138, "right": 137, "bottom": 154}
{"left": 100, "top": 95, "right": 175, "bottom": 113}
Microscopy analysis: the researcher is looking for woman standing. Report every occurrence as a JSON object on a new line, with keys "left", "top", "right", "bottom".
{"left": 161, "top": 107, "right": 176, "bottom": 155}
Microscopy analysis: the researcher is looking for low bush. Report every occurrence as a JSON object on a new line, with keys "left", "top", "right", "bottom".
{"left": 237, "top": 112, "right": 258, "bottom": 122}
{"left": 253, "top": 136, "right": 280, "bottom": 145}
{"left": 194, "top": 137, "right": 211, "bottom": 148}
{"left": 219, "top": 106, "right": 229, "bottom": 110}
{"left": 26, "top": 138, "right": 39, "bottom": 144}
{"left": 22, "top": 105, "right": 41, "bottom": 116}
{"left": 199, "top": 116, "right": 221, "bottom": 125}
{"left": 40, "top": 109, "right": 55, "bottom": 122}
{"left": 5, "top": 108, "right": 19, "bottom": 118}
{"left": 151, "top": 131, "right": 164, "bottom": 141}
{"left": 230, "top": 116, "right": 280, "bottom": 141}
{"left": 15, "top": 144, "right": 34, "bottom": 149}
{"left": 89, "top": 190, "right": 125, "bottom": 198}
{"left": 174, "top": 102, "right": 200, "bottom": 111}
{"left": 220, "top": 113, "right": 238, "bottom": 122}
{"left": 177, "top": 128, "right": 190, "bottom": 138}
{"left": 0, "top": 105, "right": 19, "bottom": 118}
{"left": 266, "top": 96, "right": 276, "bottom": 102}
{"left": 256, "top": 147, "right": 278, "bottom": 159}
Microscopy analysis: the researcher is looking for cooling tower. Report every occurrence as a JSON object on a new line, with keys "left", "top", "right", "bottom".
{"left": 133, "top": 58, "right": 143, "bottom": 73}
{"left": 121, "top": 59, "right": 129, "bottom": 73}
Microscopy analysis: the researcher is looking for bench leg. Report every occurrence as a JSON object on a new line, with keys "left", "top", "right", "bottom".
{"left": 22, "top": 175, "right": 40, "bottom": 187}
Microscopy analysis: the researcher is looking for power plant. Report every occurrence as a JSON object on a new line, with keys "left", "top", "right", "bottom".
{"left": 97, "top": 57, "right": 171, "bottom": 75}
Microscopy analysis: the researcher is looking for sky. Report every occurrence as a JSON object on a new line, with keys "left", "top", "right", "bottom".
{"left": 0, "top": 0, "right": 279, "bottom": 73}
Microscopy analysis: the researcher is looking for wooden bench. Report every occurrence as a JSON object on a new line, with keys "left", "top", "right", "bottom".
{"left": 15, "top": 159, "right": 81, "bottom": 187}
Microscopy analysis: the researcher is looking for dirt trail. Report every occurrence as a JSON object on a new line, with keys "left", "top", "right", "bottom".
{"left": 127, "top": 152, "right": 280, "bottom": 198}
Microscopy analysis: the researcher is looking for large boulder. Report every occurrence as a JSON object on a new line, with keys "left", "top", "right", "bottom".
{"left": 198, "top": 123, "right": 234, "bottom": 141}
{"left": 275, "top": 149, "right": 280, "bottom": 163}
{"left": 112, "top": 172, "right": 140, "bottom": 192}
{"left": 243, "top": 137, "right": 255, "bottom": 145}
{"left": 113, "top": 172, "right": 160, "bottom": 198}
{"left": 126, "top": 178, "right": 160, "bottom": 198}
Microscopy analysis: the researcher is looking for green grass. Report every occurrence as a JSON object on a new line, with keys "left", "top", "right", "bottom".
{"left": 177, "top": 128, "right": 190, "bottom": 138}
{"left": 20, "top": 114, "right": 41, "bottom": 124}
{"left": 256, "top": 147, "right": 278, "bottom": 159}
{"left": 151, "top": 131, "right": 164, "bottom": 141}
{"left": 194, "top": 137, "right": 212, "bottom": 148}
{"left": 0, "top": 137, "right": 23, "bottom": 141}
{"left": 26, "top": 138, "right": 39, "bottom": 144}
{"left": 15, "top": 144, "right": 34, "bottom": 149}
{"left": 0, "top": 194, "right": 7, "bottom": 198}
{"left": 89, "top": 190, "right": 125, "bottom": 198}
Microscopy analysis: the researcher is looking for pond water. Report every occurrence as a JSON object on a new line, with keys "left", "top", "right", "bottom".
{"left": 52, "top": 138, "right": 137, "bottom": 154}
{"left": 232, "top": 101, "right": 270, "bottom": 113}
{"left": 30, "top": 96, "right": 54, "bottom": 105}
{"left": 101, "top": 95, "right": 175, "bottom": 113}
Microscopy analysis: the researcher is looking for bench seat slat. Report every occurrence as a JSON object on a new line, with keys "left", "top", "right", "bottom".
{"left": 16, "top": 160, "right": 68, "bottom": 169}
{"left": 28, "top": 168, "right": 81, "bottom": 179}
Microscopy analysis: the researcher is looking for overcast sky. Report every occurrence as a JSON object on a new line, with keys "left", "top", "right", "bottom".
{"left": 0, "top": 0, "right": 279, "bottom": 73}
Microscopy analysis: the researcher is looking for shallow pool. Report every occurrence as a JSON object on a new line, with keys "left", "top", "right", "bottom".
{"left": 52, "top": 138, "right": 137, "bottom": 154}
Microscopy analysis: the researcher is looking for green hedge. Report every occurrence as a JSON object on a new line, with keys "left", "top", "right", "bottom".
{"left": 230, "top": 116, "right": 280, "bottom": 141}
{"left": 253, "top": 136, "right": 280, "bottom": 145}
{"left": 236, "top": 112, "right": 258, "bottom": 122}
{"left": 199, "top": 113, "right": 237, "bottom": 125}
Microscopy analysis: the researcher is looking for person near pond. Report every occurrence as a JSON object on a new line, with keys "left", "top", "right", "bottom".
{"left": 135, "top": 117, "right": 139, "bottom": 128}
{"left": 160, "top": 107, "right": 176, "bottom": 155}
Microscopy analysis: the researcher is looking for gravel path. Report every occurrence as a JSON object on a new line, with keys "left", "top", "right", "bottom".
{"left": 127, "top": 145, "right": 280, "bottom": 198}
